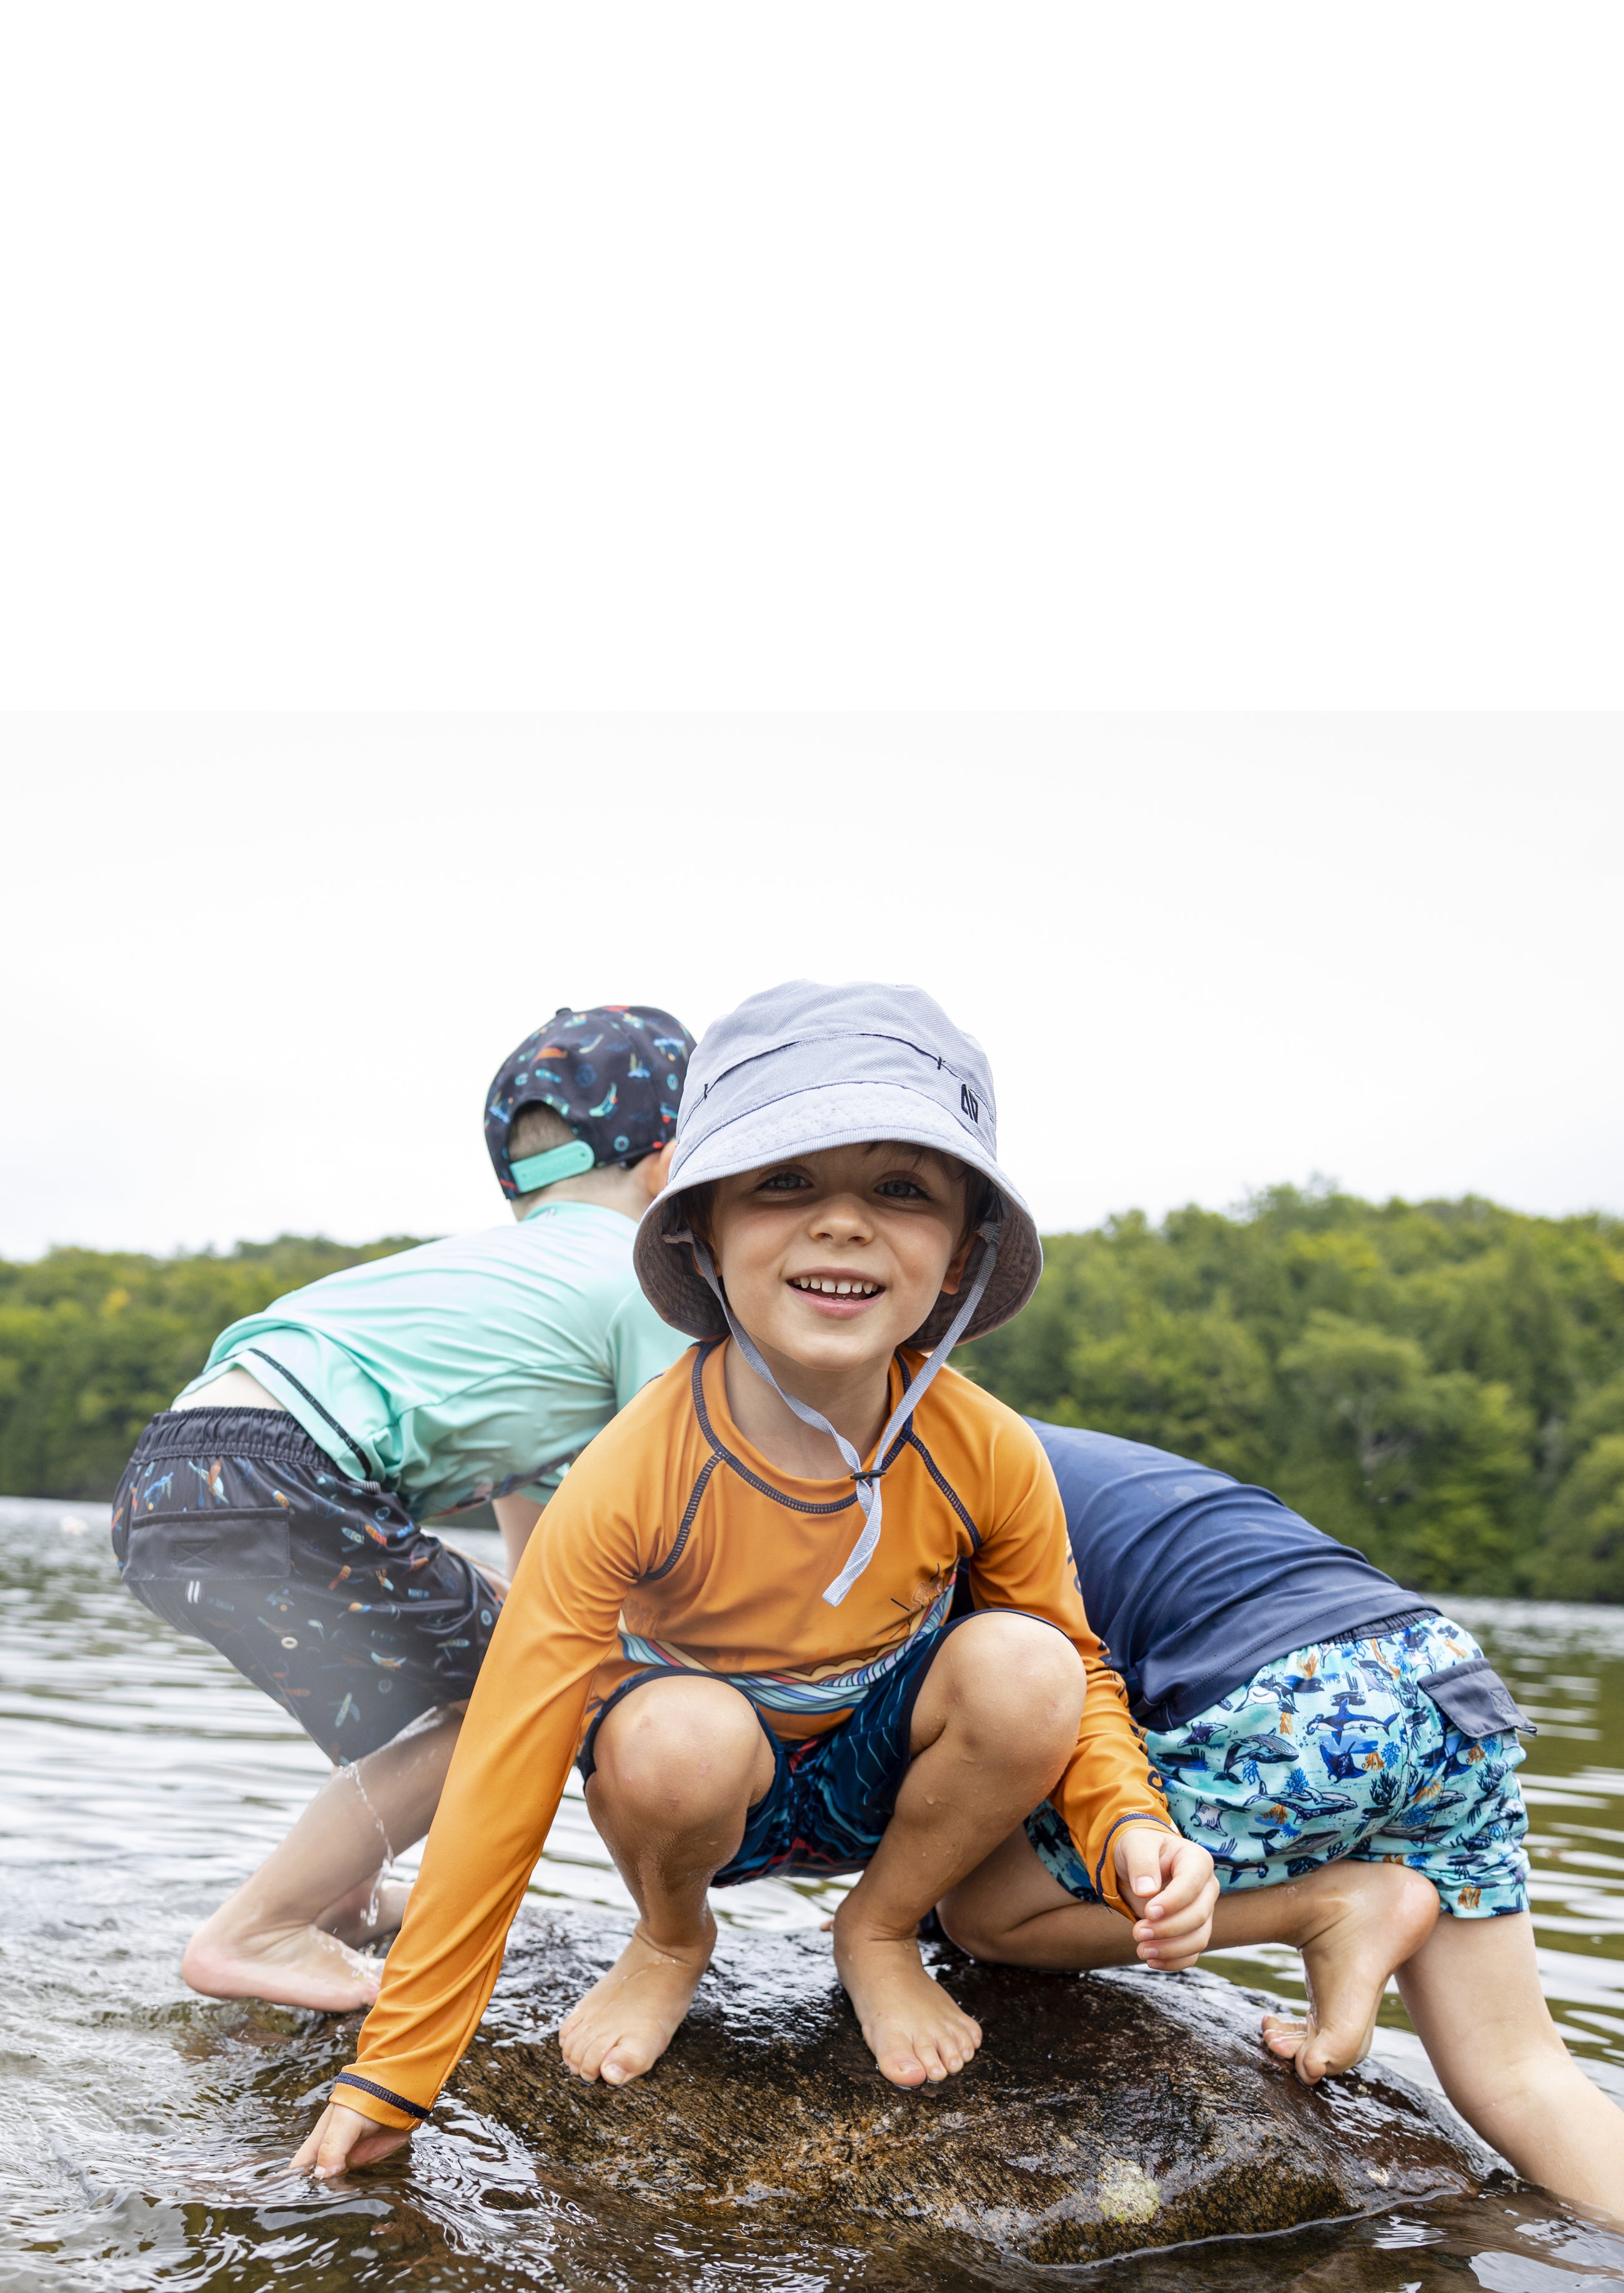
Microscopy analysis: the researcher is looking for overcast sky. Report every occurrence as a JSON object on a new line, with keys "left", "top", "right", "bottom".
{"left": 2, "top": 715, "right": 1619, "bottom": 1261}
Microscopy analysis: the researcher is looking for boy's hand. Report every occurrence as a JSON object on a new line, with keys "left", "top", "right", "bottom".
{"left": 292, "top": 2100, "right": 413, "bottom": 2179}
{"left": 1112, "top": 1823, "right": 1218, "bottom": 1972}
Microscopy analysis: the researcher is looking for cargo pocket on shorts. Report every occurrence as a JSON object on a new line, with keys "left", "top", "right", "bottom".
{"left": 1417, "top": 1655, "right": 1537, "bottom": 1739}
{"left": 122, "top": 1511, "right": 294, "bottom": 1581}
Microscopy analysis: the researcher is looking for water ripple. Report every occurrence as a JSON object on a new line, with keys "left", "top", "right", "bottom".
{"left": 2, "top": 1498, "right": 1622, "bottom": 2290}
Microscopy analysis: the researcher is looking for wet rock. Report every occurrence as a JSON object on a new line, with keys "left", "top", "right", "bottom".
{"left": 453, "top": 1908, "right": 1487, "bottom": 2267}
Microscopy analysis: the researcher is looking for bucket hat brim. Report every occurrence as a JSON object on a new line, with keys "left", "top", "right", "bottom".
{"left": 634, "top": 1078, "right": 1042, "bottom": 1348}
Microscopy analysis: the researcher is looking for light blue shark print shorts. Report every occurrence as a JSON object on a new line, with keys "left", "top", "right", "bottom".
{"left": 1028, "top": 1612, "right": 1532, "bottom": 1918}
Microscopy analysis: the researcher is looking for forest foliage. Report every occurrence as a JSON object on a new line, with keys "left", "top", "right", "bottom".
{"left": 959, "top": 1186, "right": 1624, "bottom": 1603}
{"left": 3, "top": 1187, "right": 1624, "bottom": 1600}
{"left": 0, "top": 1235, "right": 423, "bottom": 1504}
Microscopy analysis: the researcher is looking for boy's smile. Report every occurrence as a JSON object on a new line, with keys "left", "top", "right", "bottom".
{"left": 786, "top": 1266, "right": 885, "bottom": 1315}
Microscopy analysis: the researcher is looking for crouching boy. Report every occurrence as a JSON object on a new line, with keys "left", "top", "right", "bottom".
{"left": 295, "top": 982, "right": 1216, "bottom": 2176}
{"left": 112, "top": 1005, "right": 694, "bottom": 2012}
{"left": 941, "top": 1425, "right": 1624, "bottom": 2217}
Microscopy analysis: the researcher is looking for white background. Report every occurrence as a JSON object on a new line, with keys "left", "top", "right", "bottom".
{"left": 1, "top": 9, "right": 1620, "bottom": 1258}
{"left": 0, "top": 4, "right": 1619, "bottom": 709}
{"left": 2, "top": 715, "right": 1618, "bottom": 1260}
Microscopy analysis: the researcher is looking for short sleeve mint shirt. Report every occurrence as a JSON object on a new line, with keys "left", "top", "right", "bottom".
{"left": 179, "top": 1203, "right": 690, "bottom": 1520}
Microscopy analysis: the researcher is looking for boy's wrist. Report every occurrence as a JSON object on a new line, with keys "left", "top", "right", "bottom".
{"left": 332, "top": 2073, "right": 428, "bottom": 2131}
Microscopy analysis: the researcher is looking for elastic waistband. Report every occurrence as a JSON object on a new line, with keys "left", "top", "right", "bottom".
{"left": 1325, "top": 1606, "right": 1438, "bottom": 1647}
{"left": 129, "top": 1406, "right": 342, "bottom": 1475}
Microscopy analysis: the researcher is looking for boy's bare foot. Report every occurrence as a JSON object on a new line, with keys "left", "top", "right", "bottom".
{"left": 181, "top": 1912, "right": 385, "bottom": 2012}
{"left": 558, "top": 1920, "right": 716, "bottom": 2086}
{"left": 1258, "top": 1861, "right": 1438, "bottom": 2084}
{"left": 833, "top": 1909, "right": 983, "bottom": 2087}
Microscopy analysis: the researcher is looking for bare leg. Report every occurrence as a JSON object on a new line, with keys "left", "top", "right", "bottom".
{"left": 1396, "top": 1910, "right": 1624, "bottom": 2216}
{"left": 562, "top": 1677, "right": 776, "bottom": 2087}
{"left": 181, "top": 1703, "right": 465, "bottom": 2011}
{"left": 833, "top": 1613, "right": 1086, "bottom": 2089}
{"left": 943, "top": 1827, "right": 1438, "bottom": 2083}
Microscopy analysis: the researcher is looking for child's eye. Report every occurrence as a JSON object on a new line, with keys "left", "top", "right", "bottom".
{"left": 758, "top": 1171, "right": 811, "bottom": 1192}
{"left": 876, "top": 1178, "right": 928, "bottom": 1200}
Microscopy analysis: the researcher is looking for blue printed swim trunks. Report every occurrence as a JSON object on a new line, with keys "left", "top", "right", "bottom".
{"left": 1027, "top": 1611, "right": 1532, "bottom": 1918}
{"left": 578, "top": 1613, "right": 976, "bottom": 1885}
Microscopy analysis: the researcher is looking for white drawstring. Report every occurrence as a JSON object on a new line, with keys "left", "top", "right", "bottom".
{"left": 682, "top": 1223, "right": 1001, "bottom": 1605}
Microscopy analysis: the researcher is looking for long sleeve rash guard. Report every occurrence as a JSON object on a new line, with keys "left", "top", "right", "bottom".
{"left": 334, "top": 1343, "right": 1171, "bottom": 2129}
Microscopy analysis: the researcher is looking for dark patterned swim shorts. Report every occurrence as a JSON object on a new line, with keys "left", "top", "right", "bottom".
{"left": 112, "top": 1406, "right": 501, "bottom": 1763}
{"left": 577, "top": 1613, "right": 1001, "bottom": 1884}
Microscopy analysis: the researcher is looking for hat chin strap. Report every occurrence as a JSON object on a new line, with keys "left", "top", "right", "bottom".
{"left": 681, "top": 1222, "right": 1001, "bottom": 1606}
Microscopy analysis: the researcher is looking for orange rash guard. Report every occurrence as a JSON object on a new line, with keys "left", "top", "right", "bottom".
{"left": 334, "top": 1343, "right": 1171, "bottom": 2129}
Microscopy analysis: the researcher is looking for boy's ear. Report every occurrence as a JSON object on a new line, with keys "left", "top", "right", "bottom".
{"left": 938, "top": 1229, "right": 977, "bottom": 1297}
{"left": 639, "top": 1142, "right": 678, "bottom": 1203}
{"left": 939, "top": 1175, "right": 991, "bottom": 1295}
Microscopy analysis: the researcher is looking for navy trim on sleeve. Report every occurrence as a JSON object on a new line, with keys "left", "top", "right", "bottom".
{"left": 1091, "top": 1809, "right": 1174, "bottom": 1903}
{"left": 333, "top": 2073, "right": 432, "bottom": 2122}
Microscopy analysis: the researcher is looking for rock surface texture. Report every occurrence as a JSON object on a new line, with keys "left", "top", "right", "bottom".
{"left": 452, "top": 1909, "right": 1488, "bottom": 2266}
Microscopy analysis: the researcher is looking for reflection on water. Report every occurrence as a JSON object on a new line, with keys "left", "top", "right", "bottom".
{"left": 1, "top": 1497, "right": 1622, "bottom": 2291}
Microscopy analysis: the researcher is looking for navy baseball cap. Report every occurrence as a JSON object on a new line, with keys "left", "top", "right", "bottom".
{"left": 485, "top": 1005, "right": 696, "bottom": 1200}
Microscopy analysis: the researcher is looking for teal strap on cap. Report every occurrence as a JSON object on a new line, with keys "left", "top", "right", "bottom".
{"left": 510, "top": 1138, "right": 595, "bottom": 1192}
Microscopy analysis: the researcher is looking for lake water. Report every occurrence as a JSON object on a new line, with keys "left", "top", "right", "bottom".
{"left": 4, "top": 1494, "right": 1624, "bottom": 2291}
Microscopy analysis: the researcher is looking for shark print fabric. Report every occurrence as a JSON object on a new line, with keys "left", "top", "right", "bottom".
{"left": 1027, "top": 1611, "right": 1532, "bottom": 1918}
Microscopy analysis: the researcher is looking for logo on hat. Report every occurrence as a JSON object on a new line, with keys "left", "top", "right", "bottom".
{"left": 960, "top": 1082, "right": 981, "bottom": 1124}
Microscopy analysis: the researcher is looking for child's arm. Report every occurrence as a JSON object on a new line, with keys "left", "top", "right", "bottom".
{"left": 967, "top": 1416, "right": 1216, "bottom": 1957}
{"left": 293, "top": 1452, "right": 652, "bottom": 2175}
{"left": 492, "top": 1492, "right": 543, "bottom": 1573}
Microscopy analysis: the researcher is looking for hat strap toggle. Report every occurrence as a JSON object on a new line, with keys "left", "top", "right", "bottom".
{"left": 684, "top": 1223, "right": 1001, "bottom": 1606}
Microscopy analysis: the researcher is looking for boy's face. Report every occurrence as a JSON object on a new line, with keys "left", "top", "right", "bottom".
{"left": 702, "top": 1142, "right": 974, "bottom": 1383}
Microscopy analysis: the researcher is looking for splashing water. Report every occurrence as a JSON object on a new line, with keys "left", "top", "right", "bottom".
{"left": 338, "top": 1759, "right": 397, "bottom": 1934}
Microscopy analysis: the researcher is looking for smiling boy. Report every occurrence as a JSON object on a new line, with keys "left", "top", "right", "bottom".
{"left": 295, "top": 982, "right": 1215, "bottom": 2177}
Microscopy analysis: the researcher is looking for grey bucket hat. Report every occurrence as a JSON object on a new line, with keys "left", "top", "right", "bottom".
{"left": 634, "top": 979, "right": 1042, "bottom": 1348}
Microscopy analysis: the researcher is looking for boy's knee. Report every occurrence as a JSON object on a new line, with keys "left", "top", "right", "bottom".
{"left": 592, "top": 1678, "right": 766, "bottom": 1817}
{"left": 934, "top": 1616, "right": 1086, "bottom": 1746}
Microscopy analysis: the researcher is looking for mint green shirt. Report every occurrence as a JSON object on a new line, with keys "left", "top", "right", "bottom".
{"left": 179, "top": 1203, "right": 690, "bottom": 1520}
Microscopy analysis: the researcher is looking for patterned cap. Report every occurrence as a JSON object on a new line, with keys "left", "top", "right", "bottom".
{"left": 485, "top": 1005, "right": 695, "bottom": 1200}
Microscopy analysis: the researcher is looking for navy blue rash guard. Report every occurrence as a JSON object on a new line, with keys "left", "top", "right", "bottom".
{"left": 1027, "top": 1422, "right": 1428, "bottom": 1732}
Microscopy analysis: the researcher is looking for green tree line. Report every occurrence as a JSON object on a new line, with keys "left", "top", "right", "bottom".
{"left": 3, "top": 1188, "right": 1623, "bottom": 1599}
{"left": 0, "top": 1235, "right": 424, "bottom": 1503}
{"left": 960, "top": 1186, "right": 1624, "bottom": 1602}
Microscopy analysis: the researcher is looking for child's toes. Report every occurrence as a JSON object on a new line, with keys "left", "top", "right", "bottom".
{"left": 1260, "top": 2013, "right": 1307, "bottom": 2061}
{"left": 560, "top": 2027, "right": 602, "bottom": 2080}
{"left": 875, "top": 2035, "right": 928, "bottom": 2086}
{"left": 582, "top": 2027, "right": 624, "bottom": 2081}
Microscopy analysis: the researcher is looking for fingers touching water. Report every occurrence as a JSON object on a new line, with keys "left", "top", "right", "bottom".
{"left": 292, "top": 2100, "right": 412, "bottom": 2179}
